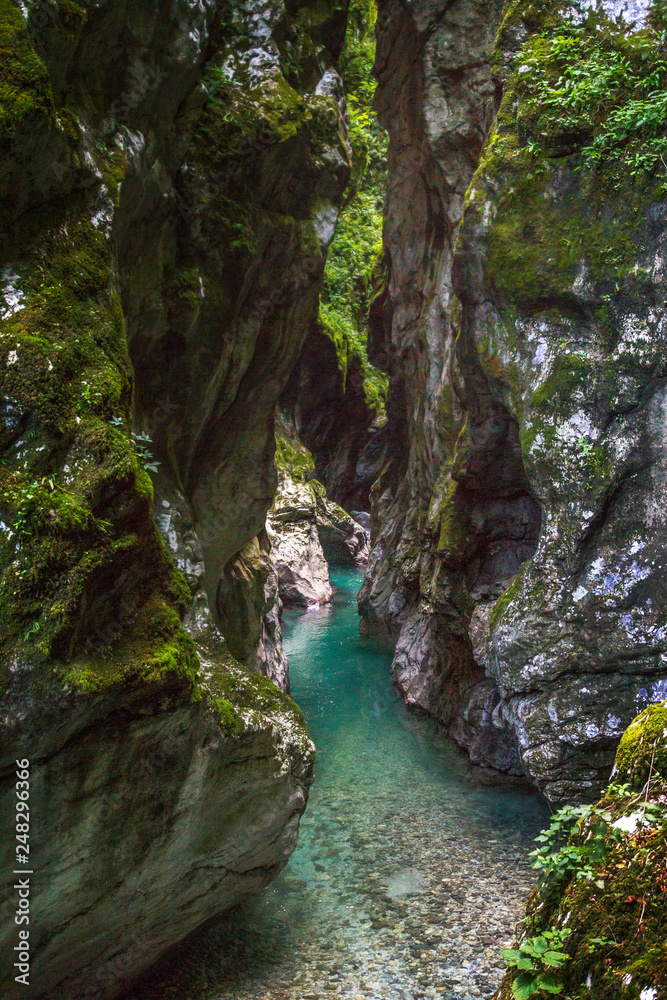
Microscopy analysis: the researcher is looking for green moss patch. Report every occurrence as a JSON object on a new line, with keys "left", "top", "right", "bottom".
{"left": 59, "top": 597, "right": 199, "bottom": 695}
{"left": 0, "top": 198, "right": 197, "bottom": 701}
{"left": 0, "top": 0, "right": 54, "bottom": 132}
{"left": 489, "top": 572, "right": 524, "bottom": 633}
{"left": 615, "top": 701, "right": 667, "bottom": 791}
{"left": 207, "top": 655, "right": 311, "bottom": 749}
{"left": 275, "top": 421, "right": 316, "bottom": 482}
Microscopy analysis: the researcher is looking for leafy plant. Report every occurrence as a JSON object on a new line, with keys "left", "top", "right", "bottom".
{"left": 514, "top": 15, "right": 667, "bottom": 189}
{"left": 133, "top": 432, "right": 160, "bottom": 474}
{"left": 23, "top": 621, "right": 40, "bottom": 642}
{"left": 500, "top": 803, "right": 625, "bottom": 996}
{"left": 501, "top": 928, "right": 572, "bottom": 999}
{"left": 587, "top": 935, "right": 616, "bottom": 954}
{"left": 530, "top": 803, "right": 621, "bottom": 898}
{"left": 111, "top": 417, "right": 160, "bottom": 474}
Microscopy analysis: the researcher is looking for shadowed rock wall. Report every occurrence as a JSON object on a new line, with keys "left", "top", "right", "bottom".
{"left": 0, "top": 0, "right": 350, "bottom": 995}
{"left": 359, "top": 0, "right": 524, "bottom": 778}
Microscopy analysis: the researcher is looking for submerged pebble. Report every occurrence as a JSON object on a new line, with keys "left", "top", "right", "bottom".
{"left": 128, "top": 569, "right": 548, "bottom": 1000}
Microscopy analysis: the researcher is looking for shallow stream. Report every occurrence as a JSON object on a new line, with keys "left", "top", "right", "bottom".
{"left": 131, "top": 568, "right": 549, "bottom": 1000}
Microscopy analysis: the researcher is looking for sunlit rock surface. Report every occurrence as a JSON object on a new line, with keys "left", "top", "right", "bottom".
{"left": 268, "top": 469, "right": 369, "bottom": 607}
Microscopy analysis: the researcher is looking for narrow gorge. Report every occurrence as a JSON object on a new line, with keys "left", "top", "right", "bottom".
{"left": 1, "top": 2, "right": 666, "bottom": 1000}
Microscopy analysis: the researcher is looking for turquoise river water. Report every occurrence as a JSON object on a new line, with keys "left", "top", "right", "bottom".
{"left": 130, "top": 568, "right": 550, "bottom": 1000}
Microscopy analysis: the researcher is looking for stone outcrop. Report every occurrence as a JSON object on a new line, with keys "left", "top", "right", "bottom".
{"left": 0, "top": 0, "right": 349, "bottom": 995}
{"left": 268, "top": 465, "right": 369, "bottom": 607}
{"left": 269, "top": 474, "right": 334, "bottom": 608}
{"left": 361, "top": 0, "right": 667, "bottom": 799}
{"left": 158, "top": 486, "right": 289, "bottom": 691}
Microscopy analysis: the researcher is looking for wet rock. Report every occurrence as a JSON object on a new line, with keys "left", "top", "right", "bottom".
{"left": 268, "top": 474, "right": 334, "bottom": 607}
{"left": 281, "top": 293, "right": 389, "bottom": 514}
{"left": 360, "top": 0, "right": 667, "bottom": 801}
{"left": 312, "top": 482, "right": 370, "bottom": 567}
{"left": 387, "top": 868, "right": 429, "bottom": 900}
{"left": 0, "top": 0, "right": 347, "bottom": 994}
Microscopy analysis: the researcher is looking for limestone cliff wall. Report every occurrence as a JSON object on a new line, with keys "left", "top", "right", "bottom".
{"left": 0, "top": 0, "right": 350, "bottom": 996}
{"left": 361, "top": 0, "right": 667, "bottom": 800}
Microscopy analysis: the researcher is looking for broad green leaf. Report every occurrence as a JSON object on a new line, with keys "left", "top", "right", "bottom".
{"left": 512, "top": 973, "right": 540, "bottom": 1000}
{"left": 542, "top": 951, "right": 568, "bottom": 968}
{"left": 538, "top": 974, "right": 565, "bottom": 994}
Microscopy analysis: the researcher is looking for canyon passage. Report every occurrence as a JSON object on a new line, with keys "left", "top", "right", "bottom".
{"left": 2, "top": 0, "right": 667, "bottom": 997}
{"left": 128, "top": 568, "right": 548, "bottom": 1000}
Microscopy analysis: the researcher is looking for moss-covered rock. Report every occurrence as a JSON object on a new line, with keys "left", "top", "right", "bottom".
{"left": 0, "top": 0, "right": 354, "bottom": 995}
{"left": 460, "top": 1, "right": 667, "bottom": 800}
{"left": 615, "top": 701, "right": 667, "bottom": 791}
{"left": 496, "top": 703, "right": 667, "bottom": 1000}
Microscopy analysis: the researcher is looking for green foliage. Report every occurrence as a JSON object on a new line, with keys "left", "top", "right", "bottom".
{"left": 0, "top": 201, "right": 196, "bottom": 696}
{"left": 500, "top": 804, "right": 622, "bottom": 997}
{"left": 214, "top": 696, "right": 245, "bottom": 737}
{"left": 320, "top": 0, "right": 388, "bottom": 418}
{"left": 530, "top": 803, "right": 621, "bottom": 898}
{"left": 111, "top": 417, "right": 160, "bottom": 474}
{"left": 200, "top": 69, "right": 307, "bottom": 154}
{"left": 0, "top": 0, "right": 53, "bottom": 132}
{"left": 514, "top": 14, "right": 667, "bottom": 189}
{"left": 501, "top": 928, "right": 572, "bottom": 999}
{"left": 323, "top": 189, "right": 383, "bottom": 317}
{"left": 131, "top": 432, "right": 159, "bottom": 474}
{"left": 500, "top": 747, "right": 667, "bottom": 1000}
{"left": 1, "top": 473, "right": 95, "bottom": 546}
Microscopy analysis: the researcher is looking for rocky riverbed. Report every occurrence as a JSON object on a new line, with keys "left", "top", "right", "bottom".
{"left": 127, "top": 571, "right": 547, "bottom": 1000}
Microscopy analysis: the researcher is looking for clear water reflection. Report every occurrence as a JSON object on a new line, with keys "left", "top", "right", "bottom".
{"left": 129, "top": 568, "right": 549, "bottom": 1000}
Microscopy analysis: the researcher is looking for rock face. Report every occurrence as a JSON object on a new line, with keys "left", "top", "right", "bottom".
{"left": 282, "top": 318, "right": 389, "bottom": 510}
{"left": 268, "top": 467, "right": 369, "bottom": 607}
{"left": 361, "top": 0, "right": 667, "bottom": 799}
{"left": 360, "top": 0, "right": 522, "bottom": 776}
{"left": 0, "top": 0, "right": 349, "bottom": 995}
{"left": 269, "top": 474, "right": 334, "bottom": 608}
